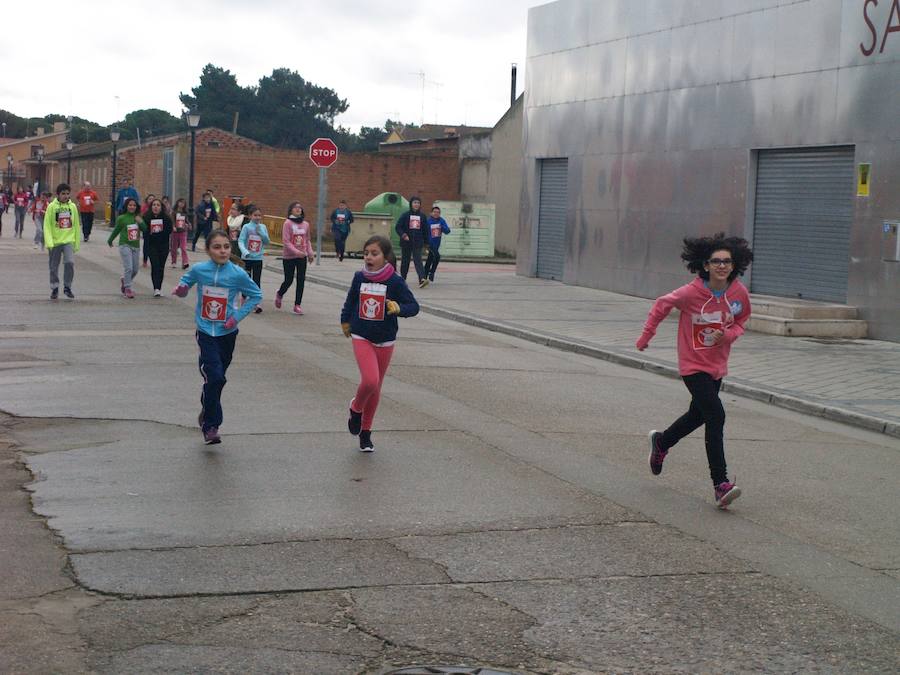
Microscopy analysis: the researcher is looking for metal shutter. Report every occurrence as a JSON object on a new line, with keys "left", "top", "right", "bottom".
{"left": 751, "top": 147, "right": 854, "bottom": 302}
{"left": 537, "top": 158, "right": 568, "bottom": 280}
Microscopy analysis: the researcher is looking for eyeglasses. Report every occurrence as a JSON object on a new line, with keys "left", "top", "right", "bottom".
{"left": 708, "top": 258, "right": 733, "bottom": 267}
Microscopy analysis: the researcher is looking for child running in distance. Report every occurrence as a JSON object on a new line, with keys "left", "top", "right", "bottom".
{"left": 276, "top": 201, "right": 314, "bottom": 315}
{"left": 423, "top": 205, "right": 451, "bottom": 285}
{"left": 43, "top": 183, "right": 81, "bottom": 300}
{"left": 636, "top": 233, "right": 753, "bottom": 509}
{"left": 170, "top": 198, "right": 190, "bottom": 269}
{"left": 145, "top": 198, "right": 173, "bottom": 297}
{"left": 30, "top": 191, "right": 50, "bottom": 249}
{"left": 340, "top": 235, "right": 419, "bottom": 452}
{"left": 238, "top": 205, "right": 269, "bottom": 314}
{"left": 172, "top": 229, "right": 263, "bottom": 445}
{"left": 107, "top": 197, "right": 145, "bottom": 299}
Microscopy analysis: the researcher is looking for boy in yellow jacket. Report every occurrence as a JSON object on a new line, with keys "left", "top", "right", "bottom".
{"left": 43, "top": 183, "right": 81, "bottom": 300}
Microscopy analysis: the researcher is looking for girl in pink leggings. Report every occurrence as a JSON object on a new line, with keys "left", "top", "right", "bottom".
{"left": 340, "top": 235, "right": 419, "bottom": 452}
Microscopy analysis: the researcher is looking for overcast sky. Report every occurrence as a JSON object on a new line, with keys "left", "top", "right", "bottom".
{"left": 1, "top": 0, "right": 543, "bottom": 133}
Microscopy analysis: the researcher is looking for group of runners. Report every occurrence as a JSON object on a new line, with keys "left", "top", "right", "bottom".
{"left": 20, "top": 180, "right": 754, "bottom": 508}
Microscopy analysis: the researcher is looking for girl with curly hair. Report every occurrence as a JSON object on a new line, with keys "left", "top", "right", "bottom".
{"left": 635, "top": 232, "right": 753, "bottom": 508}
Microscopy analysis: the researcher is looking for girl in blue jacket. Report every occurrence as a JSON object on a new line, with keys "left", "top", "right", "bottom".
{"left": 172, "top": 229, "right": 263, "bottom": 444}
{"left": 340, "top": 235, "right": 419, "bottom": 452}
{"left": 238, "top": 205, "right": 270, "bottom": 313}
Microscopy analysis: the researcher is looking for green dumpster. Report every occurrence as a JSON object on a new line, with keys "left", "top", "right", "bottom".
{"left": 363, "top": 192, "right": 409, "bottom": 250}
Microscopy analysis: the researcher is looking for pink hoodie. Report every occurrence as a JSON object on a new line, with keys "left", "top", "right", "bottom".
{"left": 281, "top": 218, "right": 314, "bottom": 260}
{"left": 636, "top": 277, "right": 751, "bottom": 380}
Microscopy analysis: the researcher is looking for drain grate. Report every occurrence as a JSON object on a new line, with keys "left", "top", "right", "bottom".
{"left": 385, "top": 667, "right": 513, "bottom": 675}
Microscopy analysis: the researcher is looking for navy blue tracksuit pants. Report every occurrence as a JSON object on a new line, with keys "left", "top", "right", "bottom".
{"left": 196, "top": 329, "right": 237, "bottom": 431}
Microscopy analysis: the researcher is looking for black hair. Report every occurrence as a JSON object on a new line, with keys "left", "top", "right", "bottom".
{"left": 56, "top": 183, "right": 70, "bottom": 194}
{"left": 246, "top": 203, "right": 262, "bottom": 216}
{"left": 431, "top": 205, "right": 441, "bottom": 212}
{"left": 409, "top": 195, "right": 422, "bottom": 208}
{"left": 205, "top": 229, "right": 231, "bottom": 249}
{"left": 173, "top": 197, "right": 187, "bottom": 212}
{"left": 287, "top": 201, "right": 305, "bottom": 220}
{"left": 122, "top": 197, "right": 139, "bottom": 213}
{"left": 681, "top": 232, "right": 753, "bottom": 282}
{"left": 364, "top": 234, "right": 397, "bottom": 267}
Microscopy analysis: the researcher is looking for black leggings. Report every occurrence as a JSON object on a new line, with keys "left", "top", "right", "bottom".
{"left": 148, "top": 247, "right": 168, "bottom": 291}
{"left": 192, "top": 222, "right": 211, "bottom": 250}
{"left": 424, "top": 247, "right": 441, "bottom": 280}
{"left": 244, "top": 259, "right": 262, "bottom": 287}
{"left": 660, "top": 372, "right": 727, "bottom": 485}
{"left": 278, "top": 257, "right": 307, "bottom": 305}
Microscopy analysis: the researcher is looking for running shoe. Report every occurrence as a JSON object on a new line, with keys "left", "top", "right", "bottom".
{"left": 50, "top": 288, "right": 58, "bottom": 300}
{"left": 254, "top": 306, "right": 263, "bottom": 314}
{"left": 120, "top": 276, "right": 125, "bottom": 295}
{"left": 359, "top": 430, "right": 374, "bottom": 453}
{"left": 203, "top": 427, "right": 221, "bottom": 445}
{"left": 124, "top": 288, "right": 135, "bottom": 299}
{"left": 348, "top": 403, "right": 362, "bottom": 436}
{"left": 153, "top": 289, "right": 162, "bottom": 297}
{"left": 648, "top": 430, "right": 667, "bottom": 475}
{"left": 418, "top": 278, "right": 429, "bottom": 288}
{"left": 714, "top": 481, "right": 741, "bottom": 509}
{"left": 182, "top": 263, "right": 190, "bottom": 270}
{"left": 274, "top": 292, "right": 283, "bottom": 309}
{"left": 292, "top": 304, "right": 304, "bottom": 315}
{"left": 63, "top": 287, "right": 74, "bottom": 299}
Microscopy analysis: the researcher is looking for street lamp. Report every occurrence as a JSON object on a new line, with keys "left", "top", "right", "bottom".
{"left": 186, "top": 110, "right": 200, "bottom": 224}
{"left": 1, "top": 122, "right": 6, "bottom": 137}
{"left": 110, "top": 129, "right": 120, "bottom": 219}
{"left": 65, "top": 140, "right": 74, "bottom": 183}
{"left": 36, "top": 147, "right": 44, "bottom": 194}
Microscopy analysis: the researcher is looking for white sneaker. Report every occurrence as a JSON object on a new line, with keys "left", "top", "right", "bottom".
{"left": 153, "top": 289, "right": 162, "bottom": 297}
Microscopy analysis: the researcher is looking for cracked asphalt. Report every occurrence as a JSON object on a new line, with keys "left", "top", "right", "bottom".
{"left": 1, "top": 234, "right": 898, "bottom": 673}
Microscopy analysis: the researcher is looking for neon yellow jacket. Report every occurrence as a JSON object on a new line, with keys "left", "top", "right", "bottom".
{"left": 43, "top": 198, "right": 81, "bottom": 251}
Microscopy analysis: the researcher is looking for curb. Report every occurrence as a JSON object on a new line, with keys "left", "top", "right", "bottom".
{"left": 301, "top": 270, "right": 900, "bottom": 440}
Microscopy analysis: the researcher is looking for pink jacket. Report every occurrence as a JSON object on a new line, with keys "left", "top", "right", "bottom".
{"left": 281, "top": 218, "right": 314, "bottom": 259}
{"left": 636, "top": 277, "right": 751, "bottom": 380}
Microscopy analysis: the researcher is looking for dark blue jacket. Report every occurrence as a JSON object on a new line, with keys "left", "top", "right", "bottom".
{"left": 195, "top": 201, "right": 218, "bottom": 228}
{"left": 426, "top": 216, "right": 451, "bottom": 249}
{"left": 330, "top": 208, "right": 354, "bottom": 235}
{"left": 395, "top": 209, "right": 428, "bottom": 247}
{"left": 341, "top": 271, "right": 419, "bottom": 344}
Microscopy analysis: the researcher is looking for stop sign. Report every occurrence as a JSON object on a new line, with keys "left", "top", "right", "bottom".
{"left": 309, "top": 138, "right": 338, "bottom": 168}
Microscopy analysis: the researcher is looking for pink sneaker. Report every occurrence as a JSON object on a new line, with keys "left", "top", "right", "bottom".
{"left": 714, "top": 481, "right": 741, "bottom": 509}
{"left": 120, "top": 276, "right": 125, "bottom": 295}
{"left": 274, "top": 292, "right": 283, "bottom": 309}
{"left": 292, "top": 304, "right": 304, "bottom": 315}
{"left": 124, "top": 288, "right": 135, "bottom": 299}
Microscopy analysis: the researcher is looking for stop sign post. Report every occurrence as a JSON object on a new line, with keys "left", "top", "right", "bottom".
{"left": 310, "top": 138, "right": 338, "bottom": 265}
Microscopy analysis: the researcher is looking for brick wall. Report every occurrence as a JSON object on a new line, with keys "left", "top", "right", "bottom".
{"left": 193, "top": 144, "right": 460, "bottom": 221}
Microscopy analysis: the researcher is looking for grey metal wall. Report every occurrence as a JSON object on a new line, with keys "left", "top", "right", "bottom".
{"left": 519, "top": 0, "right": 900, "bottom": 340}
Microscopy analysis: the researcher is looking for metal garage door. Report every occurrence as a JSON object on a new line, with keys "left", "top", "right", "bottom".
{"left": 751, "top": 147, "right": 854, "bottom": 302}
{"left": 536, "top": 158, "right": 568, "bottom": 280}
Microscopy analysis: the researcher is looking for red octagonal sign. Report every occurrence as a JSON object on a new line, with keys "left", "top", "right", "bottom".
{"left": 309, "top": 137, "right": 338, "bottom": 168}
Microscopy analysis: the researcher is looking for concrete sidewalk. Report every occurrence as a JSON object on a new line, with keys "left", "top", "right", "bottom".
{"left": 297, "top": 258, "right": 900, "bottom": 439}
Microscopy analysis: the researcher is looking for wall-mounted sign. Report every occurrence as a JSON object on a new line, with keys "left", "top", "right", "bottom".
{"left": 857, "top": 163, "right": 872, "bottom": 197}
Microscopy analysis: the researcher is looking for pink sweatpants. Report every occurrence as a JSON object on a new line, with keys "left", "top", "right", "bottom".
{"left": 170, "top": 231, "right": 189, "bottom": 266}
{"left": 351, "top": 338, "right": 394, "bottom": 431}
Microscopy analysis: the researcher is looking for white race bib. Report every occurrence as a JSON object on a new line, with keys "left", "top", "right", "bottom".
{"left": 150, "top": 218, "right": 164, "bottom": 234}
{"left": 358, "top": 283, "right": 387, "bottom": 321}
{"left": 201, "top": 286, "right": 229, "bottom": 322}
{"left": 126, "top": 223, "right": 139, "bottom": 241}
{"left": 248, "top": 234, "right": 262, "bottom": 253}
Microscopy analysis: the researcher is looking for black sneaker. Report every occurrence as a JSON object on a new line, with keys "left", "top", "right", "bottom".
{"left": 648, "top": 430, "right": 667, "bottom": 475}
{"left": 63, "top": 287, "right": 74, "bottom": 299}
{"left": 359, "top": 430, "right": 374, "bottom": 453}
{"left": 50, "top": 288, "right": 58, "bottom": 300}
{"left": 348, "top": 402, "right": 362, "bottom": 436}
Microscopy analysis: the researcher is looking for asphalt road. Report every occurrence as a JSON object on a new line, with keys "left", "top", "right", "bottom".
{"left": 1, "top": 234, "right": 898, "bottom": 673}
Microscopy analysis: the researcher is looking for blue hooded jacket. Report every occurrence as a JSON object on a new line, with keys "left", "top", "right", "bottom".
{"left": 178, "top": 260, "right": 263, "bottom": 337}
{"left": 238, "top": 221, "right": 270, "bottom": 261}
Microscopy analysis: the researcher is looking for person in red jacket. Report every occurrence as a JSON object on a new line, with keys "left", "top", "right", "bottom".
{"left": 75, "top": 182, "right": 99, "bottom": 242}
{"left": 13, "top": 188, "right": 29, "bottom": 238}
{"left": 636, "top": 233, "right": 753, "bottom": 509}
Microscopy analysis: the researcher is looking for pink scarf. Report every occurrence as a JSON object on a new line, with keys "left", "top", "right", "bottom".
{"left": 362, "top": 262, "right": 395, "bottom": 283}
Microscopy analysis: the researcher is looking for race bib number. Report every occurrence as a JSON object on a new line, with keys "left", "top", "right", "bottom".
{"left": 84, "top": 196, "right": 92, "bottom": 205}
{"left": 409, "top": 215, "right": 421, "bottom": 230}
{"left": 150, "top": 218, "right": 164, "bottom": 234}
{"left": 691, "top": 311, "right": 730, "bottom": 350}
{"left": 201, "top": 286, "right": 229, "bottom": 322}
{"left": 430, "top": 223, "right": 442, "bottom": 238}
{"left": 205, "top": 208, "right": 212, "bottom": 218}
{"left": 175, "top": 214, "right": 186, "bottom": 230}
{"left": 337, "top": 213, "right": 346, "bottom": 223}
{"left": 126, "top": 223, "right": 139, "bottom": 241}
{"left": 358, "top": 283, "right": 387, "bottom": 321}
{"left": 57, "top": 211, "right": 72, "bottom": 229}
{"left": 248, "top": 234, "right": 262, "bottom": 253}
{"left": 16, "top": 197, "right": 25, "bottom": 207}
